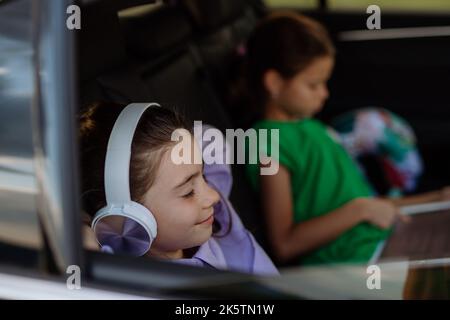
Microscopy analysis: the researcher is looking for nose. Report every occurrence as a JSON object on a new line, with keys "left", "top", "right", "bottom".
{"left": 202, "top": 182, "right": 220, "bottom": 209}
{"left": 321, "top": 84, "right": 330, "bottom": 100}
{"left": 322, "top": 85, "right": 329, "bottom": 100}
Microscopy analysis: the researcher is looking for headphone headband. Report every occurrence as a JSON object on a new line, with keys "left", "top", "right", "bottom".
{"left": 104, "top": 103, "right": 160, "bottom": 205}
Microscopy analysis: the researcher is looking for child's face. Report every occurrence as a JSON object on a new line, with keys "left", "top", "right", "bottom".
{"left": 141, "top": 132, "right": 220, "bottom": 255}
{"left": 271, "top": 56, "right": 334, "bottom": 119}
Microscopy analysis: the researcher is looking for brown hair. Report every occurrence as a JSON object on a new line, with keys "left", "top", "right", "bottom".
{"left": 79, "top": 102, "right": 189, "bottom": 217}
{"left": 246, "top": 11, "right": 335, "bottom": 113}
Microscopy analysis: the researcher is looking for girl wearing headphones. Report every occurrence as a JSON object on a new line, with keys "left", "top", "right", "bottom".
{"left": 79, "top": 102, "right": 278, "bottom": 276}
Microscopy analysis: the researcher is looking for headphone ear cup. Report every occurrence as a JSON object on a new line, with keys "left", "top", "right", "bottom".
{"left": 92, "top": 202, "right": 157, "bottom": 256}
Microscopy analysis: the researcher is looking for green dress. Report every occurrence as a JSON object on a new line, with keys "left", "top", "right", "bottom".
{"left": 246, "top": 118, "right": 390, "bottom": 265}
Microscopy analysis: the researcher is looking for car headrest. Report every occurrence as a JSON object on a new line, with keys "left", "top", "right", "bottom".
{"left": 180, "top": 0, "right": 244, "bottom": 32}
{"left": 79, "top": 4, "right": 127, "bottom": 81}
{"left": 121, "top": 6, "right": 193, "bottom": 58}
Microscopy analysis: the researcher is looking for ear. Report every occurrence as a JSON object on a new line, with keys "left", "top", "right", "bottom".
{"left": 263, "top": 69, "right": 284, "bottom": 100}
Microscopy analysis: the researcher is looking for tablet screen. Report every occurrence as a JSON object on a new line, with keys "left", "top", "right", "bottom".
{"left": 380, "top": 208, "right": 450, "bottom": 261}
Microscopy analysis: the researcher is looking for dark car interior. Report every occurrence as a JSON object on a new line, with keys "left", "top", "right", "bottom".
{"left": 77, "top": 0, "right": 450, "bottom": 263}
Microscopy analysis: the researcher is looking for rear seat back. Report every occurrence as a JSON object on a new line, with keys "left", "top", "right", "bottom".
{"left": 179, "top": 0, "right": 260, "bottom": 109}
{"left": 78, "top": 2, "right": 149, "bottom": 107}
{"left": 120, "top": 5, "right": 232, "bottom": 133}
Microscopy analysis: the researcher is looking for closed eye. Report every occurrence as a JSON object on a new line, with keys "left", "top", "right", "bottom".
{"left": 182, "top": 190, "right": 195, "bottom": 198}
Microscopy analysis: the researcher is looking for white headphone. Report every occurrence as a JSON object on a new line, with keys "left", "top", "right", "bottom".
{"left": 91, "top": 103, "right": 160, "bottom": 256}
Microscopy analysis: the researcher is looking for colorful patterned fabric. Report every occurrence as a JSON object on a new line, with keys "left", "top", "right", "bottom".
{"left": 331, "top": 107, "right": 423, "bottom": 196}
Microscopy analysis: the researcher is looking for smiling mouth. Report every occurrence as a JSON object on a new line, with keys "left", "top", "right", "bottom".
{"left": 197, "top": 214, "right": 214, "bottom": 225}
